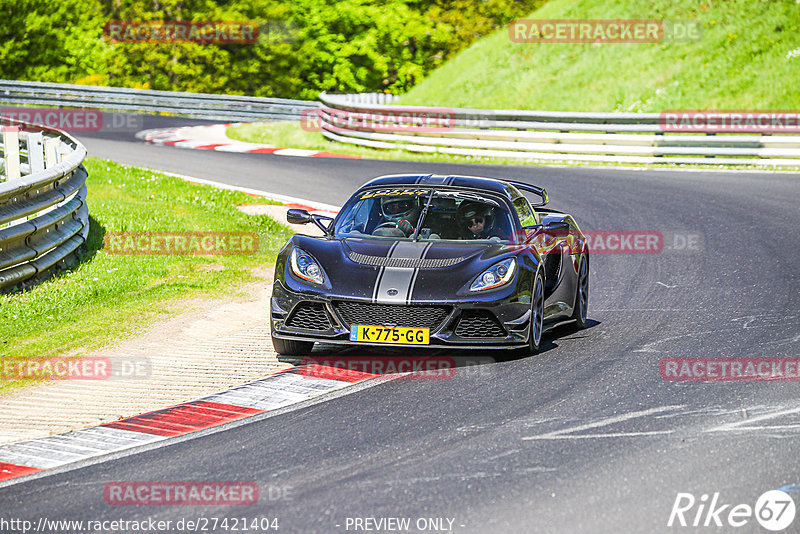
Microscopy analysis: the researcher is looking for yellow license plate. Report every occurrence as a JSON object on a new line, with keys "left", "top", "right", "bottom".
{"left": 349, "top": 325, "right": 429, "bottom": 345}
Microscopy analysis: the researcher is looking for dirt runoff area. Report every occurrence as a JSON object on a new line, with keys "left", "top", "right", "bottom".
{"left": 0, "top": 205, "right": 324, "bottom": 446}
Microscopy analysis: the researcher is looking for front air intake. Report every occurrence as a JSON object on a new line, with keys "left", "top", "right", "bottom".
{"left": 455, "top": 310, "right": 507, "bottom": 338}
{"left": 285, "top": 302, "right": 332, "bottom": 331}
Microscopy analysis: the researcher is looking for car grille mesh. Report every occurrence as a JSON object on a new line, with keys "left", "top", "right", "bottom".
{"left": 285, "top": 302, "right": 332, "bottom": 331}
{"left": 455, "top": 310, "right": 507, "bottom": 338}
{"left": 348, "top": 252, "right": 465, "bottom": 269}
{"left": 333, "top": 301, "right": 451, "bottom": 330}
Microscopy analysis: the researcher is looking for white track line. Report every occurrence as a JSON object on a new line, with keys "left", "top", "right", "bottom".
{"left": 521, "top": 405, "right": 684, "bottom": 441}
{"left": 135, "top": 166, "right": 341, "bottom": 213}
{"left": 0, "top": 371, "right": 402, "bottom": 489}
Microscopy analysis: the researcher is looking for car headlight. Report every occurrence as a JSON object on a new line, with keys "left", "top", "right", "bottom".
{"left": 290, "top": 248, "right": 324, "bottom": 285}
{"left": 470, "top": 257, "right": 516, "bottom": 292}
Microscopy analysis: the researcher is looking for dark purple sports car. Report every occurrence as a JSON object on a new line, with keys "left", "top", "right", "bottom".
{"left": 270, "top": 174, "right": 589, "bottom": 355}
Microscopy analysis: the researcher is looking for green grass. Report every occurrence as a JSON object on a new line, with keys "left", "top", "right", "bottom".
{"left": 399, "top": 0, "right": 800, "bottom": 111}
{"left": 226, "top": 120, "right": 466, "bottom": 161}
{"left": 228, "top": 121, "right": 533, "bottom": 163}
{"left": 0, "top": 158, "right": 291, "bottom": 394}
{"left": 230, "top": 0, "right": 800, "bottom": 171}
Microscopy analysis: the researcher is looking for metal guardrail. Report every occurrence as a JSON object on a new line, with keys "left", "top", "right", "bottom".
{"left": 0, "top": 118, "right": 89, "bottom": 292}
{"left": 318, "top": 93, "right": 800, "bottom": 166}
{"left": 332, "top": 93, "right": 399, "bottom": 106}
{"left": 0, "top": 79, "right": 317, "bottom": 122}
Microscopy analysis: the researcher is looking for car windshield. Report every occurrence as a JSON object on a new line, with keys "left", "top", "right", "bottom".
{"left": 334, "top": 188, "right": 516, "bottom": 243}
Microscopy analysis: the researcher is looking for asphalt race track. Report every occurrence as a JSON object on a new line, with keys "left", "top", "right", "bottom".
{"left": 2, "top": 116, "right": 800, "bottom": 532}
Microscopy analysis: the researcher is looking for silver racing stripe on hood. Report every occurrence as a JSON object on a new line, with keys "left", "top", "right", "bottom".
{"left": 371, "top": 240, "right": 398, "bottom": 303}
{"left": 373, "top": 241, "right": 433, "bottom": 304}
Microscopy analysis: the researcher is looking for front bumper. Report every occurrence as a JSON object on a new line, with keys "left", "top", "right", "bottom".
{"left": 270, "top": 280, "right": 532, "bottom": 349}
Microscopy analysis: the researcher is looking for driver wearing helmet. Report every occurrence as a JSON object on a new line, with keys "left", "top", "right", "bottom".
{"left": 459, "top": 201, "right": 497, "bottom": 240}
{"left": 378, "top": 195, "right": 422, "bottom": 237}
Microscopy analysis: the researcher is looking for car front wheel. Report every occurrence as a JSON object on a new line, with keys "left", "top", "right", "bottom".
{"left": 571, "top": 254, "right": 589, "bottom": 329}
{"left": 271, "top": 334, "right": 314, "bottom": 356}
{"left": 528, "top": 270, "right": 545, "bottom": 353}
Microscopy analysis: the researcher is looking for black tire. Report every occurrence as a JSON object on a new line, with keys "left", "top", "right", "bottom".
{"left": 571, "top": 253, "right": 589, "bottom": 329}
{"left": 528, "top": 270, "right": 545, "bottom": 353}
{"left": 271, "top": 334, "right": 314, "bottom": 356}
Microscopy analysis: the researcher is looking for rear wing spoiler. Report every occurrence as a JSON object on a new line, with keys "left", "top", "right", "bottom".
{"left": 504, "top": 180, "right": 549, "bottom": 207}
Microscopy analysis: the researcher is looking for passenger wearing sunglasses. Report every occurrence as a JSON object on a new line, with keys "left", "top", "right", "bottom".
{"left": 458, "top": 201, "right": 498, "bottom": 240}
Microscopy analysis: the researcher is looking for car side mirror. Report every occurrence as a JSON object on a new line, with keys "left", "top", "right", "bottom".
{"left": 543, "top": 221, "right": 570, "bottom": 237}
{"left": 287, "top": 209, "right": 312, "bottom": 224}
{"left": 287, "top": 208, "right": 335, "bottom": 235}
{"left": 522, "top": 221, "right": 570, "bottom": 242}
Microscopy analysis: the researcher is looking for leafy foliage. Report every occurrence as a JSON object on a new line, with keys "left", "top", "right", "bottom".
{"left": 0, "top": 0, "right": 541, "bottom": 98}
{"left": 0, "top": 0, "right": 109, "bottom": 83}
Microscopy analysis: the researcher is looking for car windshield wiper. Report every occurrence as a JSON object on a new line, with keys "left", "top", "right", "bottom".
{"left": 411, "top": 190, "right": 435, "bottom": 241}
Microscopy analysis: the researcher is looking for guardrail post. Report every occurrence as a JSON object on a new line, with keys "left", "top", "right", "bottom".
{"left": 0, "top": 79, "right": 318, "bottom": 121}
{"left": 1, "top": 126, "right": 20, "bottom": 181}
{"left": 26, "top": 131, "right": 45, "bottom": 174}
{"left": 0, "top": 118, "right": 89, "bottom": 293}
{"left": 44, "top": 137, "right": 61, "bottom": 167}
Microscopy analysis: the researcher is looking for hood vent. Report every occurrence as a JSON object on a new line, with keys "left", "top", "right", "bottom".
{"left": 348, "top": 251, "right": 466, "bottom": 269}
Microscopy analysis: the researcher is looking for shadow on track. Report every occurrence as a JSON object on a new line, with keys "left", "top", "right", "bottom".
{"left": 276, "top": 318, "right": 603, "bottom": 376}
